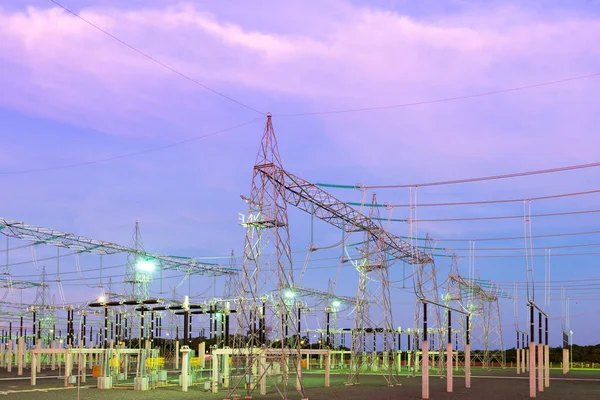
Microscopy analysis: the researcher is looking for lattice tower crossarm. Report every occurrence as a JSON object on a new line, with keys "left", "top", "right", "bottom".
{"left": 255, "top": 171, "right": 432, "bottom": 265}
{"left": 0, "top": 218, "right": 236, "bottom": 276}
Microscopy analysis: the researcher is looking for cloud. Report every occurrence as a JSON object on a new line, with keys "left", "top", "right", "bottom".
{"left": 1, "top": 1, "right": 599, "bottom": 178}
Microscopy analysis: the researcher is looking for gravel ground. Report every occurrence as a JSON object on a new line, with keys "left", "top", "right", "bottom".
{"left": 1, "top": 367, "right": 599, "bottom": 399}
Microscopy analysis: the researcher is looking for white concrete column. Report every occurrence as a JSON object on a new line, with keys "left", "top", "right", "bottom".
{"left": 223, "top": 354, "right": 230, "bottom": 389}
{"left": 544, "top": 345, "right": 550, "bottom": 388}
{"left": 562, "top": 349, "right": 569, "bottom": 374}
{"left": 7, "top": 340, "right": 12, "bottom": 373}
{"left": 422, "top": 340, "right": 429, "bottom": 400}
{"left": 175, "top": 341, "right": 180, "bottom": 370}
{"left": 51, "top": 340, "right": 56, "bottom": 370}
{"left": 30, "top": 350, "right": 37, "bottom": 386}
{"left": 17, "top": 337, "right": 23, "bottom": 376}
{"left": 537, "top": 344, "right": 543, "bottom": 392}
{"left": 465, "top": 344, "right": 471, "bottom": 389}
{"left": 517, "top": 346, "right": 521, "bottom": 374}
{"left": 529, "top": 343, "right": 536, "bottom": 398}
{"left": 446, "top": 343, "right": 453, "bottom": 393}
{"left": 296, "top": 355, "right": 302, "bottom": 391}
{"left": 325, "top": 351, "right": 331, "bottom": 387}
{"left": 210, "top": 349, "right": 218, "bottom": 394}
{"left": 36, "top": 344, "right": 41, "bottom": 373}
{"left": 181, "top": 345, "right": 191, "bottom": 392}
{"left": 259, "top": 353, "right": 267, "bottom": 395}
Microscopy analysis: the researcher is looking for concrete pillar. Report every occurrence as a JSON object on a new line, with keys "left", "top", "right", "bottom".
{"left": 64, "top": 351, "right": 71, "bottom": 387}
{"left": 51, "top": 340, "right": 56, "bottom": 370}
{"left": 30, "top": 350, "right": 37, "bottom": 386}
{"left": 88, "top": 342, "right": 93, "bottom": 370}
{"left": 422, "top": 340, "right": 429, "bottom": 400}
{"left": 259, "top": 353, "right": 267, "bottom": 395}
{"left": 210, "top": 349, "right": 218, "bottom": 393}
{"left": 446, "top": 343, "right": 453, "bottom": 393}
{"left": 175, "top": 341, "right": 180, "bottom": 370}
{"left": 181, "top": 345, "right": 191, "bottom": 392}
{"left": 529, "top": 343, "right": 536, "bottom": 398}
{"left": 1, "top": 343, "right": 5, "bottom": 368}
{"left": 36, "top": 344, "right": 41, "bottom": 373}
{"left": 7, "top": 340, "right": 12, "bottom": 373}
{"left": 465, "top": 344, "right": 471, "bottom": 388}
{"left": 17, "top": 337, "right": 23, "bottom": 376}
{"left": 537, "top": 344, "right": 543, "bottom": 392}
{"left": 81, "top": 352, "right": 87, "bottom": 384}
{"left": 544, "top": 345, "right": 550, "bottom": 388}
{"left": 296, "top": 355, "right": 302, "bottom": 392}
{"left": 325, "top": 351, "right": 331, "bottom": 387}
{"left": 223, "top": 354, "right": 230, "bottom": 389}
{"left": 562, "top": 349, "right": 569, "bottom": 374}
{"left": 517, "top": 346, "right": 520, "bottom": 374}
{"left": 121, "top": 354, "right": 128, "bottom": 380}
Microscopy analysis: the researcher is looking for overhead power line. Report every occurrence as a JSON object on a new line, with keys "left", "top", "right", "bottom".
{"left": 276, "top": 72, "right": 600, "bottom": 117}
{"left": 318, "top": 161, "right": 600, "bottom": 189}
{"left": 437, "top": 229, "right": 600, "bottom": 243}
{"left": 348, "top": 188, "right": 600, "bottom": 208}
{"left": 48, "top": 0, "right": 265, "bottom": 116}
{"left": 0, "top": 118, "right": 263, "bottom": 174}
{"left": 413, "top": 208, "right": 600, "bottom": 223}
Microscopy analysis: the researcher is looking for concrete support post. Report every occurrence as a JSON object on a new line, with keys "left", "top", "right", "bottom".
{"left": 422, "top": 340, "right": 429, "bottom": 400}
{"left": 259, "top": 354, "right": 267, "bottom": 395}
{"left": 223, "top": 354, "right": 230, "bottom": 389}
{"left": 325, "top": 350, "right": 331, "bottom": 387}
{"left": 17, "top": 337, "right": 23, "bottom": 376}
{"left": 30, "top": 350, "right": 37, "bottom": 386}
{"left": 81, "top": 352, "right": 86, "bottom": 384}
{"left": 175, "top": 341, "right": 180, "bottom": 370}
{"left": 64, "top": 351, "right": 71, "bottom": 387}
{"left": 544, "top": 345, "right": 549, "bottom": 388}
{"left": 7, "top": 340, "right": 12, "bottom": 373}
{"left": 51, "top": 340, "right": 56, "bottom": 370}
{"left": 296, "top": 355, "right": 302, "bottom": 392}
{"left": 210, "top": 348, "right": 218, "bottom": 393}
{"left": 465, "top": 344, "right": 471, "bottom": 388}
{"left": 180, "top": 345, "right": 191, "bottom": 392}
{"left": 517, "top": 346, "right": 520, "bottom": 374}
{"left": 522, "top": 348, "right": 527, "bottom": 373}
{"left": 562, "top": 349, "right": 569, "bottom": 374}
{"left": 446, "top": 343, "right": 452, "bottom": 393}
{"left": 537, "top": 344, "right": 543, "bottom": 392}
{"left": 529, "top": 343, "right": 536, "bottom": 398}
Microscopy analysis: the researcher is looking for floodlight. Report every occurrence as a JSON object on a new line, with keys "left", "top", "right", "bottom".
{"left": 332, "top": 300, "right": 341, "bottom": 308}
{"left": 136, "top": 259, "right": 156, "bottom": 272}
{"left": 284, "top": 290, "right": 295, "bottom": 299}
{"left": 98, "top": 296, "right": 106, "bottom": 303}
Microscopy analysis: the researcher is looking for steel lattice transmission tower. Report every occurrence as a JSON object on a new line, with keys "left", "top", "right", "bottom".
{"left": 411, "top": 236, "right": 444, "bottom": 374}
{"left": 124, "top": 221, "right": 151, "bottom": 301}
{"left": 347, "top": 194, "right": 398, "bottom": 386}
{"left": 228, "top": 114, "right": 305, "bottom": 399}
{"left": 447, "top": 263, "right": 507, "bottom": 368}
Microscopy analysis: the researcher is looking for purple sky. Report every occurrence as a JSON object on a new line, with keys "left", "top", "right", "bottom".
{"left": 1, "top": 0, "right": 599, "bottom": 346}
